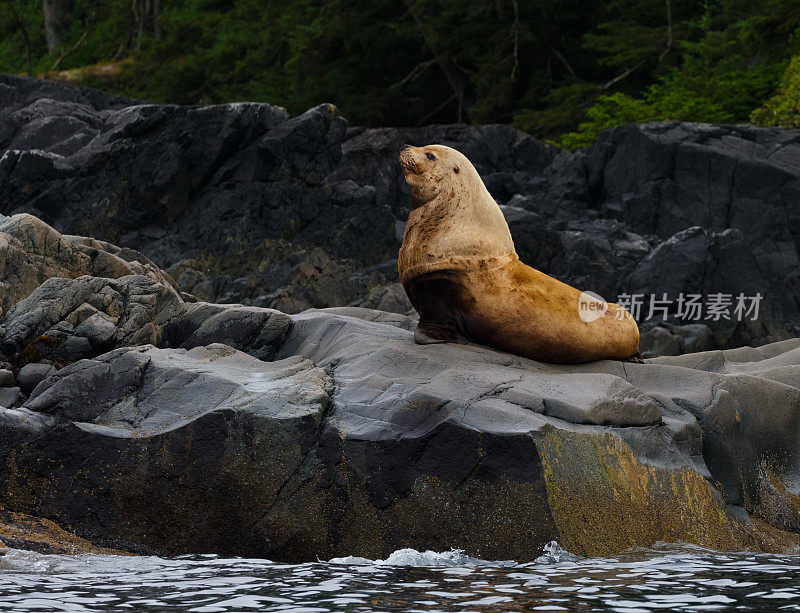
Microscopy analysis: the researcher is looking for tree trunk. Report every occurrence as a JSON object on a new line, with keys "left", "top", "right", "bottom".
{"left": 42, "top": 0, "right": 74, "bottom": 51}
{"left": 153, "top": 0, "right": 162, "bottom": 39}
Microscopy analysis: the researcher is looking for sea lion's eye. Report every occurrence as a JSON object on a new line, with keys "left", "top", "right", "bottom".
{"left": 425, "top": 152, "right": 436, "bottom": 161}
{"left": 453, "top": 166, "right": 459, "bottom": 173}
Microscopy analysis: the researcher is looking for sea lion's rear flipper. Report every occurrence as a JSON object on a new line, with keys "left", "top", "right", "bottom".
{"left": 623, "top": 349, "right": 645, "bottom": 363}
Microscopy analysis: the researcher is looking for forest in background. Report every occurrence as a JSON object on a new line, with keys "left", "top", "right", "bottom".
{"left": 1, "top": 0, "right": 799, "bottom": 148}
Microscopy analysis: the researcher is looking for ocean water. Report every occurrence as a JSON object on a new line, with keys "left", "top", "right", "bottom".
{"left": 1, "top": 542, "right": 799, "bottom": 612}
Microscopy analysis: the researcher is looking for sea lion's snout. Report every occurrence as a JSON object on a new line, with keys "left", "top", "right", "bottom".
{"left": 399, "top": 146, "right": 419, "bottom": 175}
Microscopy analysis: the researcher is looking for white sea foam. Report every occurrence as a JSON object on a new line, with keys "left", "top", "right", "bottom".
{"left": 328, "top": 542, "right": 579, "bottom": 567}
{"left": 534, "top": 540, "right": 582, "bottom": 564}
{"left": 328, "top": 547, "right": 498, "bottom": 567}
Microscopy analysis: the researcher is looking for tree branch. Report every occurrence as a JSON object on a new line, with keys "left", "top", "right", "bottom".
{"left": 51, "top": 29, "right": 88, "bottom": 70}
{"left": 153, "top": 0, "right": 162, "bottom": 39}
{"left": 510, "top": 0, "right": 519, "bottom": 79}
{"left": 389, "top": 59, "right": 436, "bottom": 90}
{"left": 403, "top": 0, "right": 467, "bottom": 122}
{"left": 550, "top": 46, "right": 576, "bottom": 78}
{"left": 415, "top": 93, "right": 457, "bottom": 126}
{"left": 601, "top": 60, "right": 645, "bottom": 90}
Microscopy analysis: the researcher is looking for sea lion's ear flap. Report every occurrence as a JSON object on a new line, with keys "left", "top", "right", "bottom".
{"left": 453, "top": 166, "right": 460, "bottom": 174}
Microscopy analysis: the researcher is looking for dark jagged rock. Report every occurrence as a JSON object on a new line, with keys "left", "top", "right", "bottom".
{"left": 2, "top": 75, "right": 799, "bottom": 353}
{"left": 639, "top": 323, "right": 713, "bottom": 358}
{"left": 0, "top": 216, "right": 293, "bottom": 375}
{"left": 16, "top": 363, "right": 54, "bottom": 394}
{"left": 0, "top": 387, "right": 20, "bottom": 409}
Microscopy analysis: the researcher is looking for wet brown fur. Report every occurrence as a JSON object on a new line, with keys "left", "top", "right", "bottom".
{"left": 398, "top": 144, "right": 640, "bottom": 364}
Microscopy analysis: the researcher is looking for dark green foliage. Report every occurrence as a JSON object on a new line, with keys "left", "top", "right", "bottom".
{"left": 0, "top": 0, "right": 798, "bottom": 146}
{"left": 752, "top": 52, "right": 800, "bottom": 126}
{"left": 556, "top": 1, "right": 800, "bottom": 146}
{"left": 0, "top": 0, "right": 46, "bottom": 75}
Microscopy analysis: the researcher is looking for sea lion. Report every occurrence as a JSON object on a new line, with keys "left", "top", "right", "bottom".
{"left": 398, "top": 144, "right": 640, "bottom": 364}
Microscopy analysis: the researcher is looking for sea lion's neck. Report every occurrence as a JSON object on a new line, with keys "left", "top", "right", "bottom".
{"left": 408, "top": 188, "right": 436, "bottom": 211}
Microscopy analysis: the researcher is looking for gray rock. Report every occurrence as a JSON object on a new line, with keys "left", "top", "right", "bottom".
{"left": 351, "top": 282, "right": 413, "bottom": 315}
{"left": 55, "top": 335, "right": 93, "bottom": 361}
{"left": 640, "top": 323, "right": 715, "bottom": 358}
{"left": 640, "top": 326, "right": 682, "bottom": 358}
{"left": 176, "top": 304, "right": 291, "bottom": 361}
{"left": 16, "top": 363, "right": 55, "bottom": 393}
{"left": 676, "top": 323, "right": 713, "bottom": 353}
{"left": 0, "top": 213, "right": 180, "bottom": 313}
{"left": 25, "top": 343, "right": 331, "bottom": 432}
{"left": 0, "top": 369, "right": 14, "bottom": 387}
{"left": 73, "top": 312, "right": 118, "bottom": 346}
{"left": 0, "top": 274, "right": 185, "bottom": 362}
{"left": 0, "top": 386, "right": 20, "bottom": 408}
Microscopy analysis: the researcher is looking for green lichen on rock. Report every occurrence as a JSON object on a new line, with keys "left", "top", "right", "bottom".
{"left": 537, "top": 426, "right": 800, "bottom": 555}
{"left": 537, "top": 427, "right": 741, "bottom": 555}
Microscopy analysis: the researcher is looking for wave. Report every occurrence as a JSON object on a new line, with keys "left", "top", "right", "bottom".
{"left": 327, "top": 541, "right": 580, "bottom": 567}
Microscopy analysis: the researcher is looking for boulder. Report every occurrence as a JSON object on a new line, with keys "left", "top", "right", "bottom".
{"left": 0, "top": 272, "right": 291, "bottom": 368}
{"left": 16, "top": 363, "right": 54, "bottom": 394}
{"left": 639, "top": 323, "right": 714, "bottom": 358}
{"left": 0, "top": 212, "right": 179, "bottom": 313}
{"left": 0, "top": 274, "right": 185, "bottom": 364}
{"left": 0, "top": 369, "right": 13, "bottom": 387}
{"left": 0, "top": 387, "right": 20, "bottom": 408}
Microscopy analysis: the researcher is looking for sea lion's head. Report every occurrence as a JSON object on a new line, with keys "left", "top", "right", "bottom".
{"left": 399, "top": 144, "right": 476, "bottom": 207}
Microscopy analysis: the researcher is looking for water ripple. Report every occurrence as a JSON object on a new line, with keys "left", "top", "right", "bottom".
{"left": 1, "top": 544, "right": 799, "bottom": 611}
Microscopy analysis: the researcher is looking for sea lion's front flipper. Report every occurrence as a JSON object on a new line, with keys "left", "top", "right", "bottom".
{"left": 405, "top": 275, "right": 471, "bottom": 346}
{"left": 413, "top": 319, "right": 463, "bottom": 344}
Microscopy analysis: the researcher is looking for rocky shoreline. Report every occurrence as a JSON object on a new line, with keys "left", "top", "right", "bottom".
{"left": 0, "top": 76, "right": 799, "bottom": 560}
{"left": 0, "top": 212, "right": 799, "bottom": 560}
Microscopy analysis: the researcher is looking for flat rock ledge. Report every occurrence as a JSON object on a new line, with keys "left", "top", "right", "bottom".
{"left": 1, "top": 214, "right": 799, "bottom": 561}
